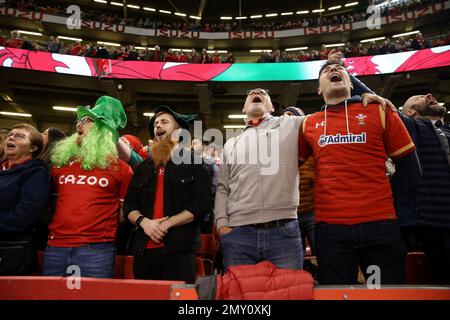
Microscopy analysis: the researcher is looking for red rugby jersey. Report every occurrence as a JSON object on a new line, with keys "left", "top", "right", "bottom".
{"left": 298, "top": 102, "right": 415, "bottom": 225}
{"left": 48, "top": 159, "right": 133, "bottom": 247}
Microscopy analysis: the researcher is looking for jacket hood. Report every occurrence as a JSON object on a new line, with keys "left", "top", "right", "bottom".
{"left": 320, "top": 95, "right": 362, "bottom": 111}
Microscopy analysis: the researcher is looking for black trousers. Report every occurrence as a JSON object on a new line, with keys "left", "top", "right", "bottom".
{"left": 133, "top": 247, "right": 197, "bottom": 284}
{"left": 421, "top": 227, "right": 450, "bottom": 285}
{"left": 315, "top": 220, "right": 407, "bottom": 285}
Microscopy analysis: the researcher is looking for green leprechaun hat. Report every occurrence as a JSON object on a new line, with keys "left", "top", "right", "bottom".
{"left": 76, "top": 95, "right": 127, "bottom": 142}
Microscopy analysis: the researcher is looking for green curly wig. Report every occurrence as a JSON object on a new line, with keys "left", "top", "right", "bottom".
{"left": 51, "top": 122, "right": 118, "bottom": 170}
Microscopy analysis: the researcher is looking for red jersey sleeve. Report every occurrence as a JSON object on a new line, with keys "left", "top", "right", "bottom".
{"left": 298, "top": 116, "right": 313, "bottom": 162}
{"left": 383, "top": 106, "right": 416, "bottom": 159}
{"left": 118, "top": 160, "right": 134, "bottom": 201}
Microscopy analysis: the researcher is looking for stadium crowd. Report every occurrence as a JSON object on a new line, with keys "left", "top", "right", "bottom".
{"left": 1, "top": 28, "right": 449, "bottom": 64}
{"left": 1, "top": 0, "right": 450, "bottom": 293}
{"left": 2, "top": 0, "right": 438, "bottom": 32}
{"left": 1, "top": 50, "right": 449, "bottom": 287}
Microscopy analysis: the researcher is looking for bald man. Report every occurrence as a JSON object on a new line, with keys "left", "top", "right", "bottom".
{"left": 397, "top": 93, "right": 450, "bottom": 284}
{"left": 402, "top": 94, "right": 446, "bottom": 127}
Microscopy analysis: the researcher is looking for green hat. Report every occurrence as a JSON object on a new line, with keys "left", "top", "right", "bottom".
{"left": 76, "top": 96, "right": 127, "bottom": 142}
{"left": 148, "top": 105, "right": 197, "bottom": 138}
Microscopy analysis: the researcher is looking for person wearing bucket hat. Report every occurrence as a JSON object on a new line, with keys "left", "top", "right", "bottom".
{"left": 42, "top": 95, "right": 134, "bottom": 278}
{"left": 123, "top": 105, "right": 212, "bottom": 283}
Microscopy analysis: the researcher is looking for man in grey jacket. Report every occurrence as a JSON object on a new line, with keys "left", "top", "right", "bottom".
{"left": 214, "top": 88, "right": 305, "bottom": 271}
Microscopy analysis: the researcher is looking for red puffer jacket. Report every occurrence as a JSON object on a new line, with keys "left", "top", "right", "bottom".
{"left": 216, "top": 261, "right": 314, "bottom": 300}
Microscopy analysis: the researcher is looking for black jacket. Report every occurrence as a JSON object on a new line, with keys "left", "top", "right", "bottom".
{"left": 0, "top": 158, "right": 51, "bottom": 275}
{"left": 398, "top": 113, "right": 450, "bottom": 229}
{"left": 123, "top": 155, "right": 212, "bottom": 256}
{"left": 0, "top": 158, "right": 51, "bottom": 239}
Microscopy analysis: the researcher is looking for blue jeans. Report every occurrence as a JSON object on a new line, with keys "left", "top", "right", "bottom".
{"left": 220, "top": 219, "right": 303, "bottom": 271}
{"left": 42, "top": 243, "right": 116, "bottom": 278}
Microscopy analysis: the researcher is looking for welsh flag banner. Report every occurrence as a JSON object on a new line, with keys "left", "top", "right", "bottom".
{"left": 1, "top": 45, "right": 449, "bottom": 82}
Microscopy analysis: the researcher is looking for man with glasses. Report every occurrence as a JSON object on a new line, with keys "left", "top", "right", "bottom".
{"left": 215, "top": 70, "right": 388, "bottom": 270}
{"left": 43, "top": 96, "right": 134, "bottom": 278}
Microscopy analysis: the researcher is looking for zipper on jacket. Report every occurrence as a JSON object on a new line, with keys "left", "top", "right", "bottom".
{"left": 256, "top": 126, "right": 264, "bottom": 210}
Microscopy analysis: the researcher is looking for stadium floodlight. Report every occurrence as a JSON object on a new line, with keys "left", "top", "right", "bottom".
{"left": 285, "top": 47, "right": 309, "bottom": 51}
{"left": 97, "top": 41, "right": 121, "bottom": 47}
{"left": 143, "top": 7, "right": 156, "bottom": 12}
{"left": 325, "top": 43, "right": 345, "bottom": 48}
{"left": 0, "top": 111, "right": 32, "bottom": 117}
{"left": 250, "top": 15, "right": 263, "bottom": 19}
{"left": 110, "top": 2, "right": 123, "bottom": 6}
{"left": 312, "top": 9, "right": 325, "bottom": 13}
{"left": 175, "top": 12, "right": 187, "bottom": 17}
{"left": 159, "top": 10, "right": 172, "bottom": 14}
{"left": 265, "top": 13, "right": 278, "bottom": 17}
{"left": 16, "top": 30, "right": 42, "bottom": 36}
{"left": 281, "top": 12, "right": 294, "bottom": 16}
{"left": 360, "top": 36, "right": 386, "bottom": 43}
{"left": 235, "top": 16, "right": 247, "bottom": 20}
{"left": 329, "top": 5, "right": 342, "bottom": 10}
{"left": 392, "top": 30, "right": 420, "bottom": 38}
{"left": 206, "top": 50, "right": 228, "bottom": 53}
{"left": 228, "top": 115, "right": 247, "bottom": 119}
{"left": 190, "top": 15, "right": 201, "bottom": 20}
{"left": 94, "top": 0, "right": 107, "bottom": 4}
{"left": 220, "top": 17, "right": 233, "bottom": 20}
{"left": 143, "top": 112, "right": 155, "bottom": 117}
{"left": 53, "top": 106, "right": 77, "bottom": 112}
{"left": 345, "top": 2, "right": 359, "bottom": 7}
{"left": 170, "top": 48, "right": 191, "bottom": 53}
{"left": 249, "top": 49, "right": 272, "bottom": 53}
{"left": 58, "top": 36, "right": 83, "bottom": 42}
{"left": 296, "top": 10, "right": 309, "bottom": 14}
{"left": 127, "top": 4, "right": 140, "bottom": 9}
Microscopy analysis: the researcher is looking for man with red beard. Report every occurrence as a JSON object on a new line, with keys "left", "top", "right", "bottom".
{"left": 397, "top": 94, "right": 450, "bottom": 284}
{"left": 123, "top": 106, "right": 212, "bottom": 283}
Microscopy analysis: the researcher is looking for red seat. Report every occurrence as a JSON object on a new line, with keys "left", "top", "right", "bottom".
{"left": 406, "top": 252, "right": 432, "bottom": 284}
{"left": 113, "top": 255, "right": 134, "bottom": 279}
{"left": 37, "top": 251, "right": 44, "bottom": 272}
{"left": 196, "top": 234, "right": 219, "bottom": 261}
{"left": 196, "top": 256, "right": 206, "bottom": 276}
{"left": 195, "top": 234, "right": 219, "bottom": 274}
